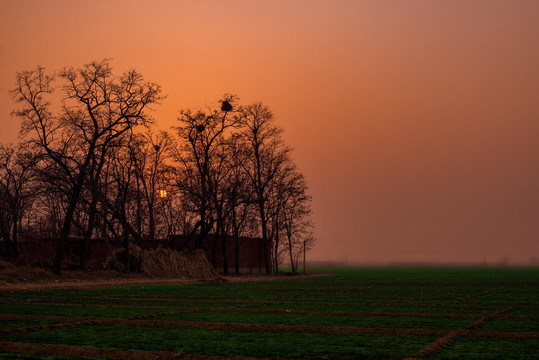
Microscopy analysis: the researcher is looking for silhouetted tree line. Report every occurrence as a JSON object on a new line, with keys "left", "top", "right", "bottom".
{"left": 0, "top": 59, "right": 314, "bottom": 275}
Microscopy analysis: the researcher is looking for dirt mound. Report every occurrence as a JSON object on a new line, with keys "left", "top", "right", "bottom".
{"left": 1, "top": 246, "right": 219, "bottom": 286}
{"left": 107, "top": 245, "right": 218, "bottom": 279}
{"left": 0, "top": 260, "right": 56, "bottom": 283}
{"left": 141, "top": 248, "right": 218, "bottom": 279}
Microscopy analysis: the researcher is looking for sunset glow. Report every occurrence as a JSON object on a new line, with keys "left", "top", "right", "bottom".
{"left": 1, "top": 0, "right": 539, "bottom": 265}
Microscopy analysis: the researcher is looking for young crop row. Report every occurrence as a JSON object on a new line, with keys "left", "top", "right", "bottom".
{"left": 0, "top": 267, "right": 538, "bottom": 359}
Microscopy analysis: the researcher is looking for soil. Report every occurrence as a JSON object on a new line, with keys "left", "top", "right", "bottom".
{"left": 0, "top": 259, "right": 309, "bottom": 292}
{"left": 1, "top": 311, "right": 537, "bottom": 340}
{"left": 0, "top": 340, "right": 276, "bottom": 360}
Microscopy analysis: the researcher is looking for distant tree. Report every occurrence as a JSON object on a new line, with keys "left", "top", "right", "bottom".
{"left": 238, "top": 103, "right": 290, "bottom": 274}
{"left": 280, "top": 168, "right": 313, "bottom": 273}
{"left": 10, "top": 59, "right": 162, "bottom": 273}
{"left": 266, "top": 156, "right": 296, "bottom": 274}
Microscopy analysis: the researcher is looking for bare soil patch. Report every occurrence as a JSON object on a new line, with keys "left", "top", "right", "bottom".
{"left": 0, "top": 340, "right": 273, "bottom": 360}
{"left": 1, "top": 313, "right": 447, "bottom": 337}
{"left": 414, "top": 306, "right": 523, "bottom": 358}
{"left": 0, "top": 257, "right": 321, "bottom": 292}
{"left": 5, "top": 313, "right": 538, "bottom": 340}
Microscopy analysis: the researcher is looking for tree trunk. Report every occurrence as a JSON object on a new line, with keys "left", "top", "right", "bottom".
{"left": 11, "top": 213, "right": 19, "bottom": 257}
{"left": 123, "top": 227, "right": 130, "bottom": 273}
{"left": 196, "top": 206, "right": 207, "bottom": 249}
{"left": 273, "top": 229, "right": 280, "bottom": 274}
{"left": 148, "top": 201, "right": 155, "bottom": 242}
{"left": 80, "top": 192, "right": 99, "bottom": 270}
{"left": 53, "top": 196, "right": 78, "bottom": 274}
{"left": 211, "top": 235, "right": 217, "bottom": 268}
{"left": 233, "top": 208, "right": 240, "bottom": 275}
{"left": 221, "top": 229, "right": 228, "bottom": 275}
{"left": 53, "top": 140, "right": 96, "bottom": 274}
{"left": 287, "top": 235, "right": 296, "bottom": 274}
{"left": 234, "top": 235, "right": 240, "bottom": 274}
{"left": 257, "top": 200, "right": 272, "bottom": 274}
{"left": 262, "top": 239, "right": 272, "bottom": 274}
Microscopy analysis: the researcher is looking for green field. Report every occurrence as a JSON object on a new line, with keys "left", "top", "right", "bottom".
{"left": 1, "top": 267, "right": 538, "bottom": 359}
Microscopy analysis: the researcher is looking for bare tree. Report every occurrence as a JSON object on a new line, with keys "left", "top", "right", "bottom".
{"left": 11, "top": 59, "right": 162, "bottom": 273}
{"left": 129, "top": 131, "right": 171, "bottom": 242}
{"left": 7, "top": 78, "right": 315, "bottom": 276}
{"left": 108, "top": 139, "right": 140, "bottom": 272}
{"left": 78, "top": 133, "right": 110, "bottom": 270}
{"left": 280, "top": 168, "right": 313, "bottom": 274}
{"left": 170, "top": 95, "right": 240, "bottom": 251}
{"left": 238, "top": 103, "right": 290, "bottom": 274}
{"left": 265, "top": 156, "right": 296, "bottom": 274}
{"left": 0, "top": 144, "right": 37, "bottom": 257}
{"left": 225, "top": 134, "right": 255, "bottom": 274}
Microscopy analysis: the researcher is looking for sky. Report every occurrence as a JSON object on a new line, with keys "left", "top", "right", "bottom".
{"left": 1, "top": 0, "right": 539, "bottom": 265}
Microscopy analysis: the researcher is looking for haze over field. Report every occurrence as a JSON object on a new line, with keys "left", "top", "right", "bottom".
{"left": 1, "top": 0, "right": 539, "bottom": 265}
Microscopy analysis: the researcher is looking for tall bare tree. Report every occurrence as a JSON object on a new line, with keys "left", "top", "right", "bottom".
{"left": 225, "top": 134, "right": 255, "bottom": 274}
{"left": 265, "top": 156, "right": 296, "bottom": 274}
{"left": 129, "top": 131, "right": 170, "bottom": 242}
{"left": 11, "top": 59, "right": 162, "bottom": 273}
{"left": 280, "top": 168, "right": 313, "bottom": 273}
{"left": 238, "top": 103, "right": 290, "bottom": 274}
{"left": 171, "top": 95, "right": 240, "bottom": 250}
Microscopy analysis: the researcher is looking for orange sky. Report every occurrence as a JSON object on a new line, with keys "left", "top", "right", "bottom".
{"left": 1, "top": 0, "right": 539, "bottom": 265}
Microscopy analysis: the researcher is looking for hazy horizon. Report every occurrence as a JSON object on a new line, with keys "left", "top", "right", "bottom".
{"left": 1, "top": 0, "right": 539, "bottom": 266}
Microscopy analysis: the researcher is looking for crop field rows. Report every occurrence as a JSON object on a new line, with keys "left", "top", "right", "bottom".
{"left": 0, "top": 267, "right": 538, "bottom": 359}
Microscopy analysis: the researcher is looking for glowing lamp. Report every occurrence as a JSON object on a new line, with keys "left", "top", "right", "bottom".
{"left": 159, "top": 190, "right": 167, "bottom": 198}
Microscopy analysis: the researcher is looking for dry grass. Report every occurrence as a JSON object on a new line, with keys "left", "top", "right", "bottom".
{"left": 0, "top": 247, "right": 222, "bottom": 291}
{"left": 141, "top": 248, "right": 218, "bottom": 279}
